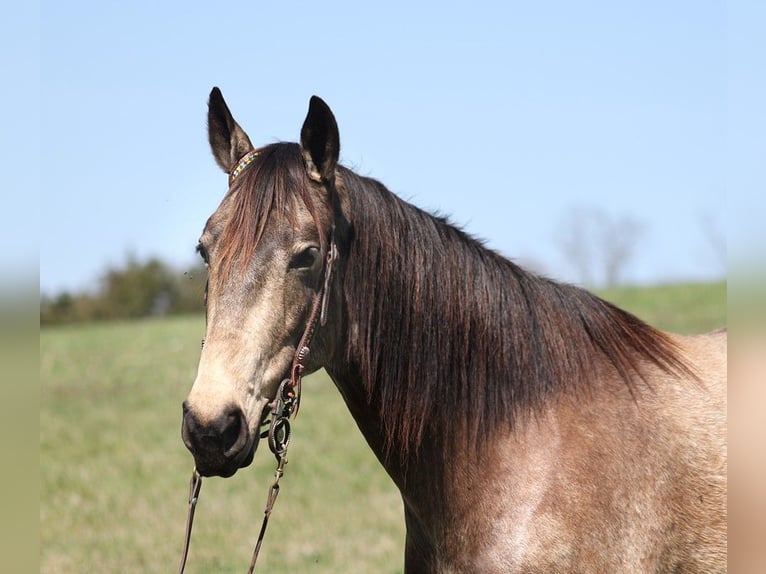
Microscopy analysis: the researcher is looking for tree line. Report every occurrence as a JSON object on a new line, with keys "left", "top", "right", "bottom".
{"left": 40, "top": 209, "right": 642, "bottom": 325}
{"left": 41, "top": 208, "right": 724, "bottom": 325}
{"left": 40, "top": 256, "right": 207, "bottom": 325}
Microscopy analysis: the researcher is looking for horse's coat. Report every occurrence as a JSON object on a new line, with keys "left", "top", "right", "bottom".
{"left": 182, "top": 88, "right": 727, "bottom": 573}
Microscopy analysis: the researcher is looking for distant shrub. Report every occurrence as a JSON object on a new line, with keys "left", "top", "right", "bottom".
{"left": 40, "top": 256, "right": 207, "bottom": 325}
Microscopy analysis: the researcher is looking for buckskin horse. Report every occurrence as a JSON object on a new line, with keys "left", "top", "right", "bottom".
{"left": 181, "top": 88, "right": 727, "bottom": 572}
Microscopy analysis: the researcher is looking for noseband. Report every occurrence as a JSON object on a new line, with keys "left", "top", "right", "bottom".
{"left": 177, "top": 150, "right": 340, "bottom": 574}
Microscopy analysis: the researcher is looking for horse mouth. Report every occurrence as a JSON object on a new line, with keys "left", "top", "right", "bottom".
{"left": 193, "top": 437, "right": 254, "bottom": 478}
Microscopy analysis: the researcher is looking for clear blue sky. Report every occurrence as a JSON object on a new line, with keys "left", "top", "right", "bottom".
{"left": 16, "top": 1, "right": 763, "bottom": 294}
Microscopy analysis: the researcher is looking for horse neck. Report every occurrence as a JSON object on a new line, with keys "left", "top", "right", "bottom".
{"left": 323, "top": 359, "right": 450, "bottom": 517}
{"left": 323, "top": 170, "right": 494, "bottom": 493}
{"left": 321, "top": 167, "right": 688, "bottom": 521}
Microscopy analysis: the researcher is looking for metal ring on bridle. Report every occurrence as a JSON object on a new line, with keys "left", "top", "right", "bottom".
{"left": 268, "top": 416, "right": 291, "bottom": 458}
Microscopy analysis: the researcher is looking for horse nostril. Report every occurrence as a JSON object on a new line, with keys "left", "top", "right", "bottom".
{"left": 181, "top": 403, "right": 249, "bottom": 461}
{"left": 221, "top": 407, "right": 249, "bottom": 458}
{"left": 181, "top": 402, "right": 195, "bottom": 451}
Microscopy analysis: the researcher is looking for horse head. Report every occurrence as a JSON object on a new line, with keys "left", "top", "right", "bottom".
{"left": 181, "top": 88, "right": 344, "bottom": 477}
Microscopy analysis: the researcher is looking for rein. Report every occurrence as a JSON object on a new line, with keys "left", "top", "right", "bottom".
{"left": 177, "top": 150, "right": 339, "bottom": 573}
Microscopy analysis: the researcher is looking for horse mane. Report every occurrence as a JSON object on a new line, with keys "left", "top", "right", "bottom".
{"left": 336, "top": 168, "right": 693, "bottom": 461}
{"left": 218, "top": 143, "right": 692, "bottom": 461}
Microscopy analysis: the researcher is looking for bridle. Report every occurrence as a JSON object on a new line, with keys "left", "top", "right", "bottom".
{"left": 177, "top": 149, "right": 340, "bottom": 573}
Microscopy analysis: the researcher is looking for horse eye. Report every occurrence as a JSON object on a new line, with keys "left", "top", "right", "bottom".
{"left": 196, "top": 243, "right": 209, "bottom": 265}
{"left": 289, "top": 246, "right": 320, "bottom": 270}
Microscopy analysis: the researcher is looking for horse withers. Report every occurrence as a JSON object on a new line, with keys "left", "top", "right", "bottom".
{"left": 181, "top": 88, "right": 727, "bottom": 573}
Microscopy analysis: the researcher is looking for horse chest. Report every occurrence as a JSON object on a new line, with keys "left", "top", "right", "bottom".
{"left": 419, "top": 432, "right": 567, "bottom": 573}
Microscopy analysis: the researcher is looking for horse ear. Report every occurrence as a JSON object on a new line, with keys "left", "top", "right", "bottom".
{"left": 300, "top": 96, "right": 340, "bottom": 183}
{"left": 207, "top": 87, "right": 254, "bottom": 173}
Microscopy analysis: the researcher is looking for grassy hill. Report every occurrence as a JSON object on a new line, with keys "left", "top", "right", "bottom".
{"left": 40, "top": 281, "right": 726, "bottom": 573}
{"left": 596, "top": 280, "right": 726, "bottom": 334}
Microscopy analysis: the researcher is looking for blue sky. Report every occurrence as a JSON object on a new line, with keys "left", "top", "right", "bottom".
{"left": 19, "top": 1, "right": 762, "bottom": 293}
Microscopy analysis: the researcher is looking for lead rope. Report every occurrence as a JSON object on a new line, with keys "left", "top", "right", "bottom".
{"left": 247, "top": 373, "right": 302, "bottom": 572}
{"left": 177, "top": 241, "right": 337, "bottom": 574}
{"left": 177, "top": 469, "right": 202, "bottom": 574}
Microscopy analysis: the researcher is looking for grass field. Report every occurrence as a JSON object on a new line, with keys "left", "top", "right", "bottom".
{"left": 596, "top": 280, "right": 726, "bottom": 335}
{"left": 40, "top": 281, "right": 726, "bottom": 573}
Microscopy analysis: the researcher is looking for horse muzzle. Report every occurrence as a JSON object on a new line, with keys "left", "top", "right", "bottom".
{"left": 181, "top": 401, "right": 257, "bottom": 477}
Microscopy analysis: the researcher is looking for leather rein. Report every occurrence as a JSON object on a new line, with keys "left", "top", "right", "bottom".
{"left": 177, "top": 149, "right": 339, "bottom": 573}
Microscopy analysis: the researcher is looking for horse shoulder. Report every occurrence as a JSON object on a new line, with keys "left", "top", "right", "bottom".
{"left": 452, "top": 348, "right": 727, "bottom": 573}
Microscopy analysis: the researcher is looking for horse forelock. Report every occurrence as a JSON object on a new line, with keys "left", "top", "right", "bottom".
{"left": 213, "top": 143, "right": 325, "bottom": 288}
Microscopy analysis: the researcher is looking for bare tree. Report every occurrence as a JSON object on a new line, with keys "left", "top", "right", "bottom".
{"left": 556, "top": 207, "right": 644, "bottom": 287}
{"left": 556, "top": 207, "right": 599, "bottom": 286}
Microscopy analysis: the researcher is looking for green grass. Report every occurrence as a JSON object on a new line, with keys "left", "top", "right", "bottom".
{"left": 40, "top": 282, "right": 726, "bottom": 573}
{"left": 40, "top": 316, "right": 403, "bottom": 573}
{"left": 595, "top": 280, "right": 726, "bottom": 334}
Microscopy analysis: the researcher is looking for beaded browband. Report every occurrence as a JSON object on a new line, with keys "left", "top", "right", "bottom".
{"left": 228, "top": 149, "right": 260, "bottom": 185}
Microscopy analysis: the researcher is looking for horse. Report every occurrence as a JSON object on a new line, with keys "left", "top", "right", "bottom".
{"left": 181, "top": 88, "right": 727, "bottom": 573}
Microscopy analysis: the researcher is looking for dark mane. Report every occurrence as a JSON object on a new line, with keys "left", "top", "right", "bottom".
{"left": 219, "top": 143, "right": 691, "bottom": 459}
{"left": 337, "top": 168, "right": 693, "bottom": 460}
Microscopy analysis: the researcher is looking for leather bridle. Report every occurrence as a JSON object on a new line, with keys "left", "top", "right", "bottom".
{"left": 177, "top": 150, "right": 340, "bottom": 573}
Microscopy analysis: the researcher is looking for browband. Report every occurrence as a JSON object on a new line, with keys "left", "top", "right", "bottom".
{"left": 228, "top": 149, "right": 260, "bottom": 185}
